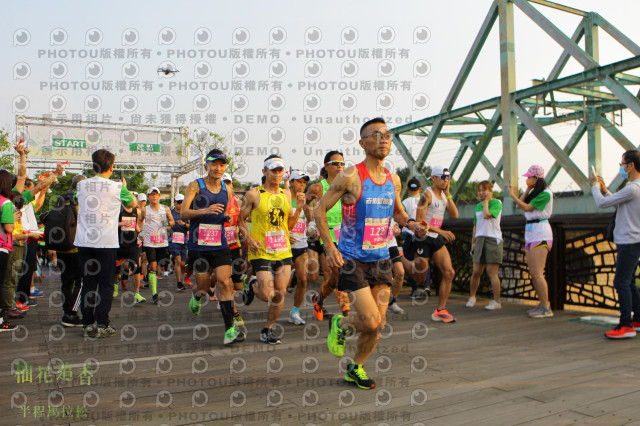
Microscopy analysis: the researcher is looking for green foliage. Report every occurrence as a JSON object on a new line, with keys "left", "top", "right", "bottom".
{"left": 34, "top": 171, "right": 78, "bottom": 218}
{"left": 184, "top": 131, "right": 244, "bottom": 176}
{"left": 83, "top": 165, "right": 148, "bottom": 194}
{"left": 0, "top": 128, "right": 15, "bottom": 172}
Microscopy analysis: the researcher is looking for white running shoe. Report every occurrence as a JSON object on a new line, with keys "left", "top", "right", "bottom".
{"left": 388, "top": 302, "right": 405, "bottom": 315}
{"left": 484, "top": 300, "right": 502, "bottom": 310}
{"left": 465, "top": 297, "right": 476, "bottom": 308}
{"left": 288, "top": 311, "right": 305, "bottom": 325}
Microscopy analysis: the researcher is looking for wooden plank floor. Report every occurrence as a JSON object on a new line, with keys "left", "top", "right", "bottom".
{"left": 2, "top": 273, "right": 640, "bottom": 425}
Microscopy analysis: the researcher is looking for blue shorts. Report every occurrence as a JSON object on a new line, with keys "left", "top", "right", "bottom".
{"left": 168, "top": 244, "right": 187, "bottom": 260}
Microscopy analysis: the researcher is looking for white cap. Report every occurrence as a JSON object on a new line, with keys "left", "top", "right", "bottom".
{"left": 222, "top": 173, "right": 232, "bottom": 182}
{"left": 289, "top": 170, "right": 310, "bottom": 181}
{"left": 174, "top": 193, "right": 185, "bottom": 201}
{"left": 430, "top": 165, "right": 450, "bottom": 180}
{"left": 264, "top": 157, "right": 286, "bottom": 170}
{"left": 147, "top": 186, "right": 160, "bottom": 195}
{"left": 137, "top": 193, "right": 147, "bottom": 201}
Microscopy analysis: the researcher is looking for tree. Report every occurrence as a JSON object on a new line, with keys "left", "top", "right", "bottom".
{"left": 0, "top": 129, "right": 15, "bottom": 172}
{"left": 83, "top": 164, "right": 148, "bottom": 194}
{"left": 182, "top": 130, "right": 244, "bottom": 176}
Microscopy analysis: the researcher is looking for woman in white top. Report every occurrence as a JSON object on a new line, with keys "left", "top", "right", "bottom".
{"left": 590, "top": 149, "right": 640, "bottom": 339}
{"left": 468, "top": 180, "right": 503, "bottom": 310}
{"left": 507, "top": 165, "right": 554, "bottom": 319}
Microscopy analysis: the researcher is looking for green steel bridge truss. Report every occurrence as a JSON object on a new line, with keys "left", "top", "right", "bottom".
{"left": 391, "top": 0, "right": 640, "bottom": 213}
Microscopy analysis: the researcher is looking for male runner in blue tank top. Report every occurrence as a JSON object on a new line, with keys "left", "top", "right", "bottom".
{"left": 315, "top": 117, "right": 428, "bottom": 389}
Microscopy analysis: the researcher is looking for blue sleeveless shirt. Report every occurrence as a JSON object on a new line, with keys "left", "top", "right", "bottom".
{"left": 187, "top": 178, "right": 228, "bottom": 251}
{"left": 337, "top": 162, "right": 395, "bottom": 262}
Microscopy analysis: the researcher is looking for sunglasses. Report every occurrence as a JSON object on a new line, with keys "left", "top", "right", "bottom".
{"left": 435, "top": 174, "right": 451, "bottom": 180}
{"left": 326, "top": 161, "right": 345, "bottom": 166}
{"left": 175, "top": 200, "right": 183, "bottom": 204}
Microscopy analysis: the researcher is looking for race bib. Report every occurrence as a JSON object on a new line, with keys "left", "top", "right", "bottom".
{"left": 197, "top": 224, "right": 222, "bottom": 246}
{"left": 265, "top": 230, "right": 288, "bottom": 253}
{"left": 150, "top": 234, "right": 165, "bottom": 245}
{"left": 172, "top": 232, "right": 185, "bottom": 244}
{"left": 362, "top": 217, "right": 390, "bottom": 250}
{"left": 121, "top": 217, "right": 136, "bottom": 231}
{"left": 333, "top": 225, "right": 341, "bottom": 242}
{"left": 291, "top": 219, "right": 306, "bottom": 236}
{"left": 387, "top": 223, "right": 395, "bottom": 241}
{"left": 225, "top": 226, "right": 238, "bottom": 245}
{"left": 429, "top": 214, "right": 444, "bottom": 229}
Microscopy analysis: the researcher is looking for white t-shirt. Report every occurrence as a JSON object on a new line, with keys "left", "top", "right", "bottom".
{"left": 523, "top": 189, "right": 553, "bottom": 242}
{"left": 75, "top": 177, "right": 127, "bottom": 249}
{"left": 144, "top": 205, "right": 169, "bottom": 248}
{"left": 402, "top": 196, "right": 421, "bottom": 234}
{"left": 290, "top": 198, "right": 308, "bottom": 250}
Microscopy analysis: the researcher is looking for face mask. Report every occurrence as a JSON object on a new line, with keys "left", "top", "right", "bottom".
{"left": 619, "top": 165, "right": 629, "bottom": 180}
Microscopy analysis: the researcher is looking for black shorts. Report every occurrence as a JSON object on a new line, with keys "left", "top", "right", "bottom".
{"left": 291, "top": 247, "right": 308, "bottom": 260}
{"left": 338, "top": 258, "right": 393, "bottom": 292}
{"left": 142, "top": 246, "right": 170, "bottom": 267}
{"left": 188, "top": 249, "right": 232, "bottom": 274}
{"left": 168, "top": 243, "right": 187, "bottom": 260}
{"left": 411, "top": 235, "right": 447, "bottom": 259}
{"left": 230, "top": 247, "right": 247, "bottom": 283}
{"left": 388, "top": 246, "right": 401, "bottom": 263}
{"left": 307, "top": 239, "right": 323, "bottom": 255}
{"left": 250, "top": 257, "right": 293, "bottom": 274}
{"left": 117, "top": 245, "right": 141, "bottom": 275}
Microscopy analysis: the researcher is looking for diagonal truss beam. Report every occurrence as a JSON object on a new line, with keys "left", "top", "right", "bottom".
{"left": 513, "top": 103, "right": 591, "bottom": 192}
{"left": 545, "top": 121, "right": 587, "bottom": 184}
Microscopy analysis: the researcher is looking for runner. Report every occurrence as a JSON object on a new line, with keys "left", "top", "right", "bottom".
{"left": 168, "top": 193, "right": 189, "bottom": 291}
{"left": 386, "top": 219, "right": 406, "bottom": 315}
{"left": 140, "top": 187, "right": 174, "bottom": 304}
{"left": 239, "top": 155, "right": 305, "bottom": 344}
{"left": 307, "top": 151, "right": 350, "bottom": 320}
{"left": 222, "top": 172, "right": 245, "bottom": 327}
{"left": 181, "top": 149, "right": 245, "bottom": 345}
{"left": 287, "top": 170, "right": 312, "bottom": 325}
{"left": 402, "top": 177, "right": 430, "bottom": 298}
{"left": 316, "top": 117, "right": 427, "bottom": 389}
{"left": 117, "top": 193, "right": 145, "bottom": 304}
{"left": 401, "top": 165, "right": 459, "bottom": 323}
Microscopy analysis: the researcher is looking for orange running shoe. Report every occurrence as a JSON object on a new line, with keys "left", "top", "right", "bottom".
{"left": 431, "top": 308, "right": 456, "bottom": 323}
{"left": 312, "top": 294, "right": 324, "bottom": 321}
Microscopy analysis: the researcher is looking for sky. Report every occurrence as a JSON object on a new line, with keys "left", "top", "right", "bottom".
{"left": 1, "top": 0, "right": 639, "bottom": 190}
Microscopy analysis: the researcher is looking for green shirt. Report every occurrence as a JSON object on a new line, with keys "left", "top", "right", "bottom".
{"left": 11, "top": 187, "right": 34, "bottom": 204}
{"left": 529, "top": 191, "right": 551, "bottom": 211}
{"left": 473, "top": 199, "right": 502, "bottom": 226}
{"left": 1, "top": 200, "right": 14, "bottom": 224}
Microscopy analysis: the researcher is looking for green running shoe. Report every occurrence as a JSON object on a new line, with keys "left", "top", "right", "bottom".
{"left": 224, "top": 326, "right": 246, "bottom": 345}
{"left": 345, "top": 363, "right": 376, "bottom": 389}
{"left": 113, "top": 283, "right": 118, "bottom": 298}
{"left": 189, "top": 294, "right": 201, "bottom": 316}
{"left": 327, "top": 314, "right": 349, "bottom": 357}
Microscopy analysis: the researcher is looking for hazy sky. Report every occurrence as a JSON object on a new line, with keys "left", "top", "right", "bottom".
{"left": 2, "top": 0, "right": 639, "bottom": 190}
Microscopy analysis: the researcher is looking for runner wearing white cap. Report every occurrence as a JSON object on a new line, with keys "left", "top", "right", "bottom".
{"left": 169, "top": 193, "right": 189, "bottom": 291}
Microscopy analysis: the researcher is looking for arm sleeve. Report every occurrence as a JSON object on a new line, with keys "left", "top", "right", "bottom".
{"left": 592, "top": 183, "right": 639, "bottom": 209}
{"left": 529, "top": 191, "right": 551, "bottom": 211}
{"left": 1, "top": 201, "right": 15, "bottom": 223}
{"left": 120, "top": 185, "right": 134, "bottom": 207}
{"left": 489, "top": 199, "right": 502, "bottom": 218}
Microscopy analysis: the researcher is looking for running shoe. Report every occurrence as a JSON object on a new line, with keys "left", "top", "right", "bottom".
{"left": 0, "top": 317, "right": 17, "bottom": 332}
{"left": 312, "top": 294, "right": 324, "bottom": 321}
{"left": 189, "top": 294, "right": 201, "bottom": 315}
{"left": 233, "top": 312, "right": 245, "bottom": 327}
{"left": 260, "top": 328, "right": 281, "bottom": 345}
{"left": 83, "top": 325, "right": 98, "bottom": 338}
{"left": 465, "top": 297, "right": 476, "bottom": 308}
{"left": 327, "top": 314, "right": 349, "bottom": 357}
{"left": 485, "top": 300, "right": 502, "bottom": 310}
{"left": 177, "top": 282, "right": 186, "bottom": 292}
{"left": 633, "top": 320, "right": 640, "bottom": 331}
{"left": 288, "top": 311, "right": 305, "bottom": 325}
{"left": 242, "top": 276, "right": 256, "bottom": 306}
{"left": 224, "top": 326, "right": 246, "bottom": 345}
{"left": 605, "top": 325, "right": 636, "bottom": 339}
{"left": 431, "top": 308, "right": 456, "bottom": 323}
{"left": 152, "top": 293, "right": 159, "bottom": 305}
{"left": 16, "top": 301, "right": 29, "bottom": 312}
{"left": 30, "top": 288, "right": 45, "bottom": 298}
{"left": 345, "top": 363, "right": 376, "bottom": 389}
{"left": 61, "top": 314, "right": 82, "bottom": 327}
{"left": 121, "top": 280, "right": 128, "bottom": 291}
{"left": 388, "top": 302, "right": 405, "bottom": 315}
{"left": 113, "top": 283, "right": 119, "bottom": 298}
{"left": 409, "top": 289, "right": 422, "bottom": 299}
{"left": 27, "top": 299, "right": 37, "bottom": 307}
{"left": 528, "top": 306, "right": 553, "bottom": 318}
{"left": 97, "top": 326, "right": 116, "bottom": 338}
{"left": 134, "top": 293, "right": 146, "bottom": 304}
{"left": 184, "top": 275, "right": 193, "bottom": 286}
{"left": 209, "top": 290, "right": 217, "bottom": 301}
{"left": 3, "top": 309, "right": 25, "bottom": 319}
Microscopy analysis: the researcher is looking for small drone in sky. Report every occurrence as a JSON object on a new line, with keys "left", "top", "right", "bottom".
{"left": 157, "top": 66, "right": 179, "bottom": 76}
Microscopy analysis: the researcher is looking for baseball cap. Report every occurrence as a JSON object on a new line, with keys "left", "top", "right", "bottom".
{"left": 174, "top": 193, "right": 185, "bottom": 201}
{"left": 289, "top": 170, "right": 310, "bottom": 181}
{"left": 205, "top": 154, "right": 228, "bottom": 163}
{"left": 137, "top": 193, "right": 147, "bottom": 202}
{"left": 147, "top": 186, "right": 160, "bottom": 195}
{"left": 264, "top": 157, "right": 286, "bottom": 170}
{"left": 430, "top": 165, "right": 450, "bottom": 179}
{"left": 407, "top": 177, "right": 421, "bottom": 191}
{"left": 222, "top": 173, "right": 232, "bottom": 182}
{"left": 523, "top": 165, "right": 544, "bottom": 179}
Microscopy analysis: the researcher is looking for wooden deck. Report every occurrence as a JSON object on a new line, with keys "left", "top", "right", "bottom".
{"left": 2, "top": 274, "right": 640, "bottom": 425}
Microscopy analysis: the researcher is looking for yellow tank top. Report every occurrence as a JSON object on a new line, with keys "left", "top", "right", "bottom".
{"left": 249, "top": 186, "right": 292, "bottom": 261}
